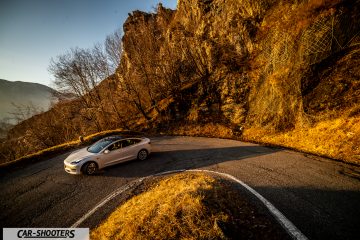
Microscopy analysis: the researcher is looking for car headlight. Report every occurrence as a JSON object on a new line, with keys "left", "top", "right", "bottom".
{"left": 71, "top": 159, "right": 84, "bottom": 164}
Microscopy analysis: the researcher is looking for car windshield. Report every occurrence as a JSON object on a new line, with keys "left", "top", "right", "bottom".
{"left": 87, "top": 139, "right": 114, "bottom": 153}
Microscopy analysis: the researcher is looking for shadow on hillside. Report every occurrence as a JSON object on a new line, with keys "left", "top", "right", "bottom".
{"left": 101, "top": 145, "right": 280, "bottom": 178}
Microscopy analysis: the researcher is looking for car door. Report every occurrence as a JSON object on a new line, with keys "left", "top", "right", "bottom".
{"left": 118, "top": 139, "right": 137, "bottom": 162}
{"left": 127, "top": 138, "right": 142, "bottom": 159}
{"left": 100, "top": 141, "right": 124, "bottom": 167}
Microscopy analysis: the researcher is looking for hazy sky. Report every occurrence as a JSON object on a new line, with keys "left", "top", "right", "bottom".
{"left": 0, "top": 0, "right": 177, "bottom": 87}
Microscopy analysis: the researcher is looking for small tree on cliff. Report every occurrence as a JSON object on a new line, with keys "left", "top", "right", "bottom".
{"left": 49, "top": 30, "right": 124, "bottom": 131}
{"left": 105, "top": 28, "right": 123, "bottom": 73}
{"left": 49, "top": 47, "right": 104, "bottom": 131}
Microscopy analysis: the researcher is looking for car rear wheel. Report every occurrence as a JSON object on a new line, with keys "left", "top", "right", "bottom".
{"left": 137, "top": 149, "right": 148, "bottom": 161}
{"left": 83, "top": 162, "right": 98, "bottom": 175}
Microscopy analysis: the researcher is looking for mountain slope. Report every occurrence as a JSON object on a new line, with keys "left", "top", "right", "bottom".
{"left": 0, "top": 79, "right": 55, "bottom": 122}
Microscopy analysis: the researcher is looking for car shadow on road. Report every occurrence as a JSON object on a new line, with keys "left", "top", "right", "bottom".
{"left": 100, "top": 145, "right": 281, "bottom": 178}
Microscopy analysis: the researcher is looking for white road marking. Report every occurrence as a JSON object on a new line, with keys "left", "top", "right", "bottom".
{"left": 187, "top": 169, "right": 309, "bottom": 240}
{"left": 71, "top": 169, "right": 308, "bottom": 240}
{"left": 70, "top": 170, "right": 185, "bottom": 228}
{"left": 70, "top": 178, "right": 145, "bottom": 228}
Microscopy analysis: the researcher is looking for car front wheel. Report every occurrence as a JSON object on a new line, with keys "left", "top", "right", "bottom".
{"left": 82, "top": 162, "right": 98, "bottom": 175}
{"left": 137, "top": 149, "right": 148, "bottom": 161}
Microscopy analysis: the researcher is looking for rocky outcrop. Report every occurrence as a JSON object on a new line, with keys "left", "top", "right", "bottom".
{"left": 117, "top": 0, "right": 360, "bottom": 164}
{"left": 119, "top": 0, "right": 360, "bottom": 130}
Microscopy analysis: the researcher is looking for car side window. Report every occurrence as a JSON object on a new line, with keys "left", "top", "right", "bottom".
{"left": 107, "top": 141, "right": 122, "bottom": 151}
{"left": 131, "top": 139, "right": 141, "bottom": 144}
{"left": 122, "top": 140, "right": 132, "bottom": 148}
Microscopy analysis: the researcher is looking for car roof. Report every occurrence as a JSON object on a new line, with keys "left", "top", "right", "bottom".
{"left": 100, "top": 135, "right": 145, "bottom": 143}
{"left": 102, "top": 135, "right": 124, "bottom": 142}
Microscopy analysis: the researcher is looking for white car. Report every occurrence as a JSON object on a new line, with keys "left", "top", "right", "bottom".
{"left": 64, "top": 136, "right": 151, "bottom": 175}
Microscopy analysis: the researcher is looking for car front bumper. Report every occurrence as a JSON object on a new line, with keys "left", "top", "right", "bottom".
{"left": 64, "top": 162, "right": 82, "bottom": 175}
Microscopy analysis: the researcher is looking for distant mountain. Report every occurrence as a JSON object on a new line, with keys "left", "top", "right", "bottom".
{"left": 0, "top": 79, "right": 56, "bottom": 123}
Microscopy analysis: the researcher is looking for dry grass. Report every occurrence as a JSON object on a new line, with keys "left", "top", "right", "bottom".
{"left": 244, "top": 116, "right": 360, "bottom": 165}
{"left": 91, "top": 173, "right": 228, "bottom": 240}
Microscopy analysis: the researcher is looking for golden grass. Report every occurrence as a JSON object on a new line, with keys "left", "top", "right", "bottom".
{"left": 244, "top": 116, "right": 360, "bottom": 165}
{"left": 91, "top": 173, "right": 229, "bottom": 240}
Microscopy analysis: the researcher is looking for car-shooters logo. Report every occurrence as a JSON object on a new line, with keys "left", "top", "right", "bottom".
{"left": 3, "top": 228, "right": 89, "bottom": 240}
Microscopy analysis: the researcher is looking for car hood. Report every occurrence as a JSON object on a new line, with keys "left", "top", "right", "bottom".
{"left": 64, "top": 147, "right": 95, "bottom": 164}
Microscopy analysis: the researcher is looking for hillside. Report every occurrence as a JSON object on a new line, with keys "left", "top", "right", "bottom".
{"left": 1, "top": 0, "right": 359, "bottom": 165}
{"left": 0, "top": 79, "right": 55, "bottom": 123}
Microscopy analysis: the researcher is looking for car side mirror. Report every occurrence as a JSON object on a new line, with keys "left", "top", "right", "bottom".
{"left": 104, "top": 149, "right": 110, "bottom": 154}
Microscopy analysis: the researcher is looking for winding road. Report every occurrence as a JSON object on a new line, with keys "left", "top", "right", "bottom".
{"left": 1, "top": 136, "right": 359, "bottom": 240}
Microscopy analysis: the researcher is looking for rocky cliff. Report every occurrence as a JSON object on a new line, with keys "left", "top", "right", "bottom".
{"left": 118, "top": 0, "right": 360, "bottom": 163}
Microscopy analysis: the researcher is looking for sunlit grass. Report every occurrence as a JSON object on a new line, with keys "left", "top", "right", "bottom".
{"left": 91, "top": 173, "right": 229, "bottom": 240}
{"left": 244, "top": 116, "right": 360, "bottom": 165}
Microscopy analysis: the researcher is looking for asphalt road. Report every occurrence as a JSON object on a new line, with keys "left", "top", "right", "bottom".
{"left": 1, "top": 136, "right": 359, "bottom": 240}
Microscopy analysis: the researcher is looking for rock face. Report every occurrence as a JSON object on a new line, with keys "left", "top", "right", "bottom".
{"left": 115, "top": 0, "right": 360, "bottom": 164}
{"left": 119, "top": 0, "right": 360, "bottom": 131}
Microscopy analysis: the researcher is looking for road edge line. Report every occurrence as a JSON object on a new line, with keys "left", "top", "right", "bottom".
{"left": 187, "top": 169, "right": 308, "bottom": 240}
{"left": 70, "top": 169, "right": 185, "bottom": 228}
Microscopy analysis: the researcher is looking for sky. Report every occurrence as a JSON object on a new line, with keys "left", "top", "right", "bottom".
{"left": 0, "top": 0, "right": 177, "bottom": 87}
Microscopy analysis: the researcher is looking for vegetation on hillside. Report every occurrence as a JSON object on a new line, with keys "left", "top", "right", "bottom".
{"left": 0, "top": 0, "right": 359, "bottom": 165}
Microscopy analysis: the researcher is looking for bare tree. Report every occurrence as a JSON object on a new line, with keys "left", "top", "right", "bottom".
{"left": 49, "top": 28, "right": 126, "bottom": 131}
{"left": 49, "top": 47, "right": 107, "bottom": 131}
{"left": 105, "top": 28, "right": 123, "bottom": 72}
